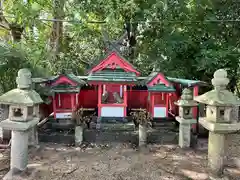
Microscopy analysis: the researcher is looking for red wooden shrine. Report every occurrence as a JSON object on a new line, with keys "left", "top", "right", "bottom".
{"left": 38, "top": 51, "right": 205, "bottom": 121}
{"left": 48, "top": 73, "right": 85, "bottom": 119}
{"left": 88, "top": 51, "right": 140, "bottom": 118}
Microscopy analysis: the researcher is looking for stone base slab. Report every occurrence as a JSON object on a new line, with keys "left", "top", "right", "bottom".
{"left": 199, "top": 118, "right": 240, "bottom": 133}
{"left": 0, "top": 118, "right": 39, "bottom": 131}
{"left": 175, "top": 117, "right": 196, "bottom": 124}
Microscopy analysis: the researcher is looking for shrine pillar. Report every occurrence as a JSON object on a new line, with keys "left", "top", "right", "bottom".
{"left": 97, "top": 85, "right": 102, "bottom": 117}
{"left": 123, "top": 85, "right": 127, "bottom": 117}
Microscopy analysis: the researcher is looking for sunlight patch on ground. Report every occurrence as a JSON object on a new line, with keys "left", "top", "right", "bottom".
{"left": 181, "top": 169, "right": 208, "bottom": 180}
{"left": 171, "top": 154, "right": 187, "bottom": 161}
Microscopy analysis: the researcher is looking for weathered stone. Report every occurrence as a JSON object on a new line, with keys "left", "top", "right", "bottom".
{"left": 199, "top": 118, "right": 240, "bottom": 133}
{"left": 0, "top": 118, "right": 39, "bottom": 131}
{"left": 194, "top": 69, "right": 240, "bottom": 107}
{"left": 10, "top": 130, "right": 28, "bottom": 171}
{"left": 194, "top": 69, "right": 240, "bottom": 176}
{"left": 75, "top": 125, "right": 83, "bottom": 146}
{"left": 175, "top": 88, "right": 197, "bottom": 148}
{"left": 176, "top": 117, "right": 196, "bottom": 148}
{"left": 0, "top": 69, "right": 43, "bottom": 179}
{"left": 208, "top": 132, "right": 226, "bottom": 176}
{"left": 139, "top": 124, "right": 147, "bottom": 147}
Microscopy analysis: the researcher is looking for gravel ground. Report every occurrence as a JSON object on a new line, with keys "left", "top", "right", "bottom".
{"left": 0, "top": 139, "right": 239, "bottom": 180}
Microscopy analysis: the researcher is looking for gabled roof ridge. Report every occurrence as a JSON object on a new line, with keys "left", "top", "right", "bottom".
{"left": 50, "top": 73, "right": 86, "bottom": 86}
{"left": 88, "top": 51, "right": 140, "bottom": 76}
{"left": 144, "top": 71, "right": 171, "bottom": 87}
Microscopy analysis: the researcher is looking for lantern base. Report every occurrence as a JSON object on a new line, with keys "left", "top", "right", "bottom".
{"left": 0, "top": 117, "right": 39, "bottom": 131}
{"left": 199, "top": 118, "right": 240, "bottom": 133}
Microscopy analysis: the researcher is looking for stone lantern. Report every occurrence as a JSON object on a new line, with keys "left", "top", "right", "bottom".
{"left": 175, "top": 88, "right": 198, "bottom": 148}
{"left": 0, "top": 68, "right": 43, "bottom": 179}
{"left": 194, "top": 69, "right": 240, "bottom": 176}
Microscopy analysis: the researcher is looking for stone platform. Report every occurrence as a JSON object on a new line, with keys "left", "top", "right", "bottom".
{"left": 38, "top": 118, "right": 178, "bottom": 145}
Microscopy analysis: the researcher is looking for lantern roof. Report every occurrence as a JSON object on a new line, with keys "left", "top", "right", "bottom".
{"left": 194, "top": 69, "right": 240, "bottom": 106}
{"left": 0, "top": 89, "right": 43, "bottom": 106}
{"left": 175, "top": 88, "right": 198, "bottom": 107}
{"left": 0, "top": 68, "right": 43, "bottom": 106}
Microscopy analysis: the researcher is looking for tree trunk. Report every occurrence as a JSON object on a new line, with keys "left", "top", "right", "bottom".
{"left": 139, "top": 124, "right": 147, "bottom": 147}
{"left": 0, "top": 2, "right": 23, "bottom": 42}
{"left": 48, "top": 0, "right": 65, "bottom": 71}
{"left": 9, "top": 23, "right": 24, "bottom": 42}
{"left": 75, "top": 125, "right": 83, "bottom": 146}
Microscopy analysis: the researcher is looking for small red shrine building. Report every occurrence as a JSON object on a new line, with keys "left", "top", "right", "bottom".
{"left": 87, "top": 51, "right": 140, "bottom": 118}
{"left": 145, "top": 72, "right": 176, "bottom": 118}
{"left": 48, "top": 73, "right": 85, "bottom": 119}
{"left": 34, "top": 51, "right": 206, "bottom": 121}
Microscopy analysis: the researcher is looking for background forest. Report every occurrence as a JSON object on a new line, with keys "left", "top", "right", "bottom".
{"left": 0, "top": 0, "right": 239, "bottom": 94}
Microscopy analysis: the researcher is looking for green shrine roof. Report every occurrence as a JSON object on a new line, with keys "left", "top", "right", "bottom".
{"left": 33, "top": 72, "right": 208, "bottom": 88}
{"left": 51, "top": 73, "right": 86, "bottom": 85}
{"left": 143, "top": 72, "right": 159, "bottom": 84}
{"left": 166, "top": 77, "right": 207, "bottom": 86}
{"left": 51, "top": 84, "right": 81, "bottom": 93}
{"left": 0, "top": 89, "right": 43, "bottom": 106}
{"left": 87, "top": 70, "right": 138, "bottom": 83}
{"left": 147, "top": 84, "right": 176, "bottom": 92}
{"left": 139, "top": 71, "right": 207, "bottom": 87}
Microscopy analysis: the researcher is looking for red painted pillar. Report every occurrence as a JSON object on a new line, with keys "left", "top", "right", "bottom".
{"left": 192, "top": 86, "right": 199, "bottom": 130}
{"left": 166, "top": 93, "right": 169, "bottom": 117}
{"left": 71, "top": 94, "right": 75, "bottom": 110}
{"left": 151, "top": 93, "right": 155, "bottom": 117}
{"left": 123, "top": 85, "right": 127, "bottom": 117}
{"left": 193, "top": 86, "right": 199, "bottom": 118}
{"left": 52, "top": 95, "right": 56, "bottom": 119}
{"left": 75, "top": 93, "right": 79, "bottom": 107}
{"left": 98, "top": 84, "right": 102, "bottom": 117}
{"left": 147, "top": 92, "right": 149, "bottom": 112}
{"left": 129, "top": 86, "right": 132, "bottom": 109}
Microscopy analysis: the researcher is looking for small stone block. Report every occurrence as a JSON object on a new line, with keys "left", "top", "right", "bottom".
{"left": 179, "top": 123, "right": 191, "bottom": 148}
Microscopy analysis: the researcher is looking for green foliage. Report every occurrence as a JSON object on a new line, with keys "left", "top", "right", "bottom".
{"left": 0, "top": 0, "right": 240, "bottom": 93}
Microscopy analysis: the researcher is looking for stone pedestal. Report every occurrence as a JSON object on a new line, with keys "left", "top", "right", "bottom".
{"left": 139, "top": 124, "right": 147, "bottom": 147}
{"left": 176, "top": 117, "right": 196, "bottom": 148}
{"left": 199, "top": 117, "right": 240, "bottom": 175}
{"left": 0, "top": 118, "right": 39, "bottom": 179}
{"left": 75, "top": 125, "right": 83, "bottom": 146}
{"left": 208, "top": 132, "right": 225, "bottom": 175}
{"left": 11, "top": 131, "right": 29, "bottom": 171}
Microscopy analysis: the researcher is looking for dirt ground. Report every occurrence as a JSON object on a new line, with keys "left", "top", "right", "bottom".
{"left": 0, "top": 139, "right": 240, "bottom": 180}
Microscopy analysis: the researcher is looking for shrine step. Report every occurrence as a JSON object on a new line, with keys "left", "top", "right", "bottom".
{"left": 99, "top": 117, "right": 130, "bottom": 123}
{"left": 44, "top": 118, "right": 75, "bottom": 130}
{"left": 84, "top": 129, "right": 138, "bottom": 144}
{"left": 90, "top": 122, "right": 136, "bottom": 131}
{"left": 38, "top": 127, "right": 178, "bottom": 145}
{"left": 38, "top": 129, "right": 75, "bottom": 145}
{"left": 151, "top": 118, "right": 177, "bottom": 132}
{"left": 83, "top": 128, "right": 178, "bottom": 144}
